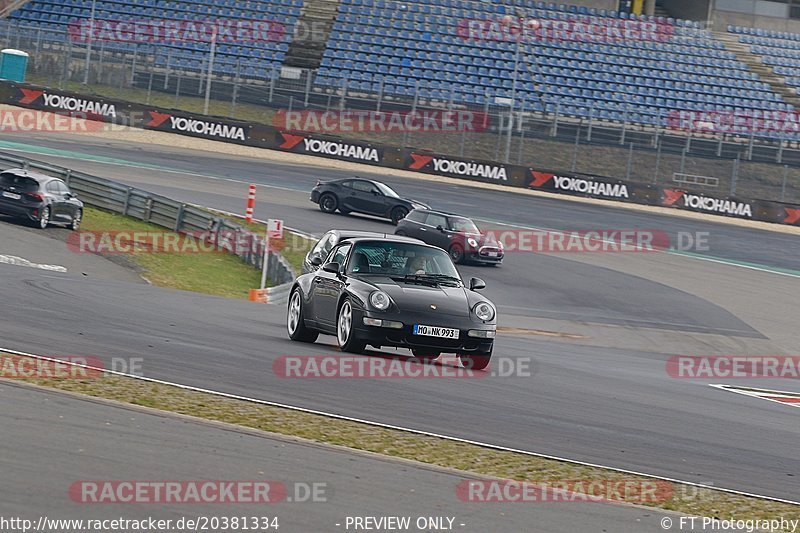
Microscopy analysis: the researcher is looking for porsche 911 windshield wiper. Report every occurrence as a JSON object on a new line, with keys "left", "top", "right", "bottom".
{"left": 398, "top": 274, "right": 461, "bottom": 286}
{"left": 390, "top": 274, "right": 440, "bottom": 286}
{"left": 419, "top": 274, "right": 462, "bottom": 282}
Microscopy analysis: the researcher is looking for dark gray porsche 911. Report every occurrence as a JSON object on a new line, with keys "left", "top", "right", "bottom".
{"left": 286, "top": 236, "right": 497, "bottom": 369}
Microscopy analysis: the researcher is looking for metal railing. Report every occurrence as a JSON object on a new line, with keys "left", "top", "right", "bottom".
{"left": 0, "top": 152, "right": 297, "bottom": 291}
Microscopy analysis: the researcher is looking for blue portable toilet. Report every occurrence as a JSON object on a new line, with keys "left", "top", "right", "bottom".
{"left": 0, "top": 49, "right": 29, "bottom": 82}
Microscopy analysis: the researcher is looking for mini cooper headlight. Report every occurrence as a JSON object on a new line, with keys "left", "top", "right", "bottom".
{"left": 369, "top": 290, "right": 391, "bottom": 310}
{"left": 473, "top": 302, "right": 495, "bottom": 321}
{"left": 467, "top": 237, "right": 479, "bottom": 248}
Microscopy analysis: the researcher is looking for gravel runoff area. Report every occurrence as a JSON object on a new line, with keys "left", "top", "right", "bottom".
{"left": 2, "top": 103, "right": 798, "bottom": 237}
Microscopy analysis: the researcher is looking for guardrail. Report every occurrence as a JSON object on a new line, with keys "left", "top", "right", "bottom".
{"left": 0, "top": 152, "right": 297, "bottom": 293}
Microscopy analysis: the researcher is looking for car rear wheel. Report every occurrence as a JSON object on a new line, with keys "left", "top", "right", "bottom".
{"left": 70, "top": 209, "right": 82, "bottom": 231}
{"left": 319, "top": 193, "right": 338, "bottom": 214}
{"left": 337, "top": 298, "right": 366, "bottom": 353}
{"left": 448, "top": 243, "right": 464, "bottom": 264}
{"left": 460, "top": 347, "right": 492, "bottom": 371}
{"left": 390, "top": 206, "right": 408, "bottom": 225}
{"left": 287, "top": 289, "right": 319, "bottom": 343}
{"left": 412, "top": 349, "right": 440, "bottom": 363}
{"left": 37, "top": 206, "right": 50, "bottom": 229}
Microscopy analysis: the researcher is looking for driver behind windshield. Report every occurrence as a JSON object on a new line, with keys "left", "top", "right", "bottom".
{"left": 406, "top": 254, "right": 428, "bottom": 275}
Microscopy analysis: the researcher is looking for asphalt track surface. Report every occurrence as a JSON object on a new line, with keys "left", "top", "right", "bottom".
{"left": 0, "top": 382, "right": 677, "bottom": 532}
{"left": 0, "top": 134, "right": 798, "bottom": 501}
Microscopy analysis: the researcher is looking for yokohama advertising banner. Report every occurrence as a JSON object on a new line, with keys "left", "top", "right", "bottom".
{"left": 143, "top": 110, "right": 253, "bottom": 144}
{"left": 405, "top": 152, "right": 527, "bottom": 187}
{"left": 660, "top": 188, "right": 755, "bottom": 220}
{"left": 529, "top": 169, "right": 634, "bottom": 201}
{"left": 274, "top": 131, "right": 385, "bottom": 164}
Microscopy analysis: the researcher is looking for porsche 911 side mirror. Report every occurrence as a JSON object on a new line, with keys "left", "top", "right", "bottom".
{"left": 322, "top": 262, "right": 340, "bottom": 274}
{"left": 436, "top": 225, "right": 444, "bottom": 232}
{"left": 469, "top": 277, "right": 486, "bottom": 291}
{"left": 310, "top": 255, "right": 323, "bottom": 267}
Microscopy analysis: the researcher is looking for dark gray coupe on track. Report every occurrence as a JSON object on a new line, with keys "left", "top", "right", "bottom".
{"left": 287, "top": 235, "right": 497, "bottom": 369}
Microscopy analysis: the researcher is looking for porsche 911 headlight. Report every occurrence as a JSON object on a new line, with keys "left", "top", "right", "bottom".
{"left": 473, "top": 302, "right": 495, "bottom": 321}
{"left": 369, "top": 290, "right": 391, "bottom": 310}
{"left": 467, "top": 238, "right": 479, "bottom": 248}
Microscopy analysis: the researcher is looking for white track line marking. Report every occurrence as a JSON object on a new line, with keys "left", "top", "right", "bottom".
{"left": 0, "top": 254, "right": 67, "bottom": 272}
{"left": 1, "top": 345, "right": 797, "bottom": 506}
{"left": 710, "top": 384, "right": 800, "bottom": 410}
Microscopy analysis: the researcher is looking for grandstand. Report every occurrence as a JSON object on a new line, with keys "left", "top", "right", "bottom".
{"left": 728, "top": 24, "right": 800, "bottom": 107}
{"left": 9, "top": 0, "right": 302, "bottom": 77}
{"left": 317, "top": 1, "right": 788, "bottom": 128}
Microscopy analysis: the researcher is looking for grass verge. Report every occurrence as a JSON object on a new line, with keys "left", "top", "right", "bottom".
{"left": 5, "top": 352, "right": 798, "bottom": 527}
{"left": 81, "top": 207, "right": 264, "bottom": 298}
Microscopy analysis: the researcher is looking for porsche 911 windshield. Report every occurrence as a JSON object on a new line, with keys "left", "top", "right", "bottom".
{"left": 347, "top": 241, "right": 461, "bottom": 280}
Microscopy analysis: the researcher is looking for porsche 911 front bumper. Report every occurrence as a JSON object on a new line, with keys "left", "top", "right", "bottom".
{"left": 354, "top": 309, "right": 495, "bottom": 354}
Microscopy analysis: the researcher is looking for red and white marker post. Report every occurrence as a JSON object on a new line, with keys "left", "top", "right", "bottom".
{"left": 245, "top": 184, "right": 256, "bottom": 223}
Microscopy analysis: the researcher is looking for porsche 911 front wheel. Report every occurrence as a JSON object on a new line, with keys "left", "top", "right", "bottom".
{"left": 287, "top": 289, "right": 318, "bottom": 343}
{"left": 337, "top": 298, "right": 366, "bottom": 354}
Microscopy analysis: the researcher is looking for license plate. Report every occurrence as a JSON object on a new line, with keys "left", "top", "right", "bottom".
{"left": 413, "top": 324, "right": 459, "bottom": 339}
{"left": 2, "top": 191, "right": 21, "bottom": 200}
{"left": 487, "top": 252, "right": 498, "bottom": 257}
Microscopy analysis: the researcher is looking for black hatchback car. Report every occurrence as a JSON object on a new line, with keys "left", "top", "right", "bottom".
{"left": 310, "top": 177, "right": 429, "bottom": 225}
{"left": 0, "top": 169, "right": 83, "bottom": 229}
{"left": 395, "top": 209, "right": 503, "bottom": 265}
{"left": 287, "top": 236, "right": 497, "bottom": 370}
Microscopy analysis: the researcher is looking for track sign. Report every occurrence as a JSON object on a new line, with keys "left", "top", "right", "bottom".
{"left": 267, "top": 219, "right": 284, "bottom": 239}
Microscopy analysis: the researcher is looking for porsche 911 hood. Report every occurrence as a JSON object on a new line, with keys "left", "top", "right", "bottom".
{"left": 369, "top": 278, "right": 469, "bottom": 316}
